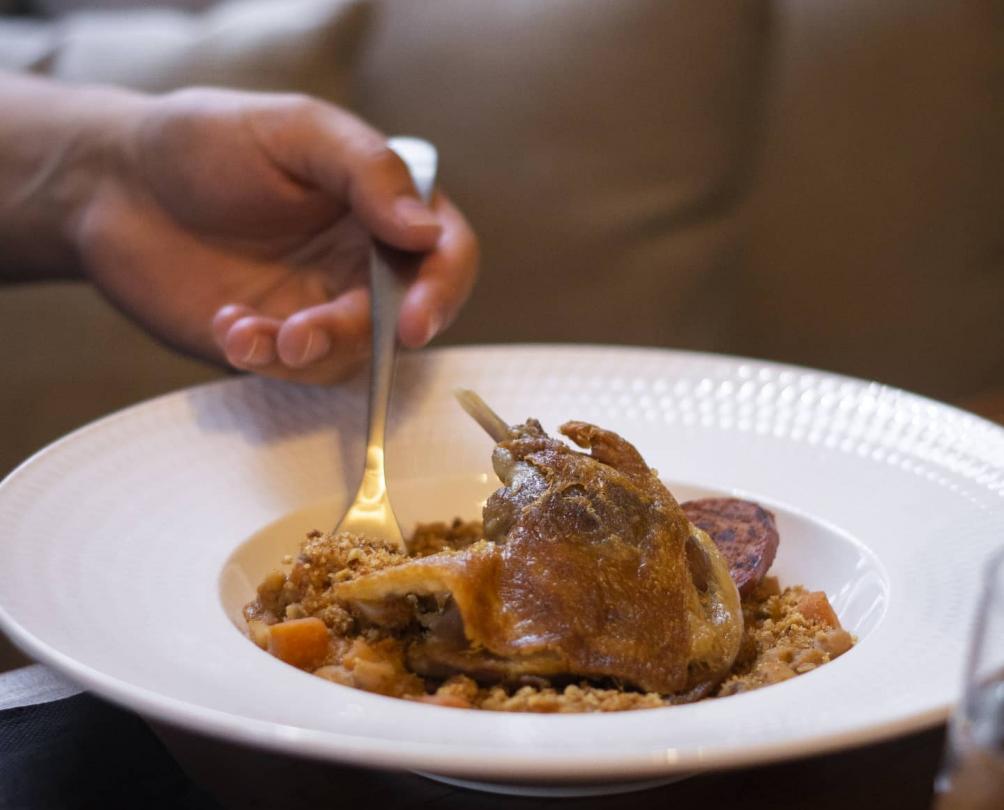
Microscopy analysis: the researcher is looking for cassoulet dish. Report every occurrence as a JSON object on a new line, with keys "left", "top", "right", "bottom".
{"left": 245, "top": 405, "right": 853, "bottom": 712}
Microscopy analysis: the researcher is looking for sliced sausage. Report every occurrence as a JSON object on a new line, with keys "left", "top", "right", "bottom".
{"left": 681, "top": 498, "right": 780, "bottom": 597}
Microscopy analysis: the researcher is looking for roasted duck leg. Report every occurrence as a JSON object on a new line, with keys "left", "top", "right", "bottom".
{"left": 335, "top": 394, "right": 742, "bottom": 697}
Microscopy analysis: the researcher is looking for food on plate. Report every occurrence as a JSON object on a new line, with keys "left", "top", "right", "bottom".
{"left": 682, "top": 498, "right": 780, "bottom": 597}
{"left": 245, "top": 406, "right": 854, "bottom": 712}
{"left": 335, "top": 417, "right": 743, "bottom": 698}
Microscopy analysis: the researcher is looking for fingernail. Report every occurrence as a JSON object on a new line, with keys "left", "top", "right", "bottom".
{"left": 298, "top": 330, "right": 331, "bottom": 366}
{"left": 421, "top": 311, "right": 443, "bottom": 346}
{"left": 395, "top": 197, "right": 440, "bottom": 230}
{"left": 241, "top": 335, "right": 275, "bottom": 367}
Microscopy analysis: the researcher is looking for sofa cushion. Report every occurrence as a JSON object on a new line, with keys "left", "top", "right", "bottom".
{"left": 348, "top": 0, "right": 770, "bottom": 350}
{"left": 740, "top": 0, "right": 1004, "bottom": 399}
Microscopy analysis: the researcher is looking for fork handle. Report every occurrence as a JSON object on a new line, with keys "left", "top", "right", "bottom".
{"left": 365, "top": 138, "right": 437, "bottom": 455}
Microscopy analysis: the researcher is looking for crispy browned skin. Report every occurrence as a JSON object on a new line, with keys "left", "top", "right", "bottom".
{"left": 474, "top": 419, "right": 696, "bottom": 693}
{"left": 681, "top": 498, "right": 779, "bottom": 597}
{"left": 336, "top": 420, "right": 742, "bottom": 696}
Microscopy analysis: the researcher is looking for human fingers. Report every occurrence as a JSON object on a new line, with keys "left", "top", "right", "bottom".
{"left": 396, "top": 192, "right": 480, "bottom": 349}
{"left": 252, "top": 99, "right": 443, "bottom": 254}
{"left": 273, "top": 286, "right": 370, "bottom": 370}
{"left": 212, "top": 304, "right": 256, "bottom": 352}
{"left": 213, "top": 290, "right": 371, "bottom": 383}
{"left": 215, "top": 310, "right": 281, "bottom": 369}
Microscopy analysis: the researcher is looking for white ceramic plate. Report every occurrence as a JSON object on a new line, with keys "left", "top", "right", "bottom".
{"left": 2, "top": 345, "right": 1003, "bottom": 787}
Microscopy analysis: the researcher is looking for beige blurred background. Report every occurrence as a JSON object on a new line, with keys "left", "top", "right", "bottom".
{"left": 1, "top": 0, "right": 1002, "bottom": 669}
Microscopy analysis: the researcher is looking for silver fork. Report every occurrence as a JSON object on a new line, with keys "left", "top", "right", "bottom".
{"left": 333, "top": 137, "right": 438, "bottom": 551}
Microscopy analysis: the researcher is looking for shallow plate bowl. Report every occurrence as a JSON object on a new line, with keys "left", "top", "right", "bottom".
{"left": 2, "top": 345, "right": 1003, "bottom": 785}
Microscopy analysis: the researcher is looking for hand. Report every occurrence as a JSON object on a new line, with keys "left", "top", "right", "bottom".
{"left": 74, "top": 87, "right": 478, "bottom": 383}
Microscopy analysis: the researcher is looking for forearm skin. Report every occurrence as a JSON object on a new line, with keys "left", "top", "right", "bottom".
{"left": 0, "top": 71, "right": 145, "bottom": 282}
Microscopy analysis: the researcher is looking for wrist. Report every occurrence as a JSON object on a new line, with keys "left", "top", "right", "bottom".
{"left": 0, "top": 73, "right": 150, "bottom": 282}
{"left": 62, "top": 84, "right": 153, "bottom": 283}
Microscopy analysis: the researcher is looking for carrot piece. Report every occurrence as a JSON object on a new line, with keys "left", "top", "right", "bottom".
{"left": 796, "top": 591, "right": 841, "bottom": 629}
{"left": 266, "top": 617, "right": 330, "bottom": 669}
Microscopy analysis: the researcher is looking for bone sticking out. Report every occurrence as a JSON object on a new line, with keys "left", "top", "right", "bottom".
{"left": 454, "top": 389, "right": 512, "bottom": 442}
